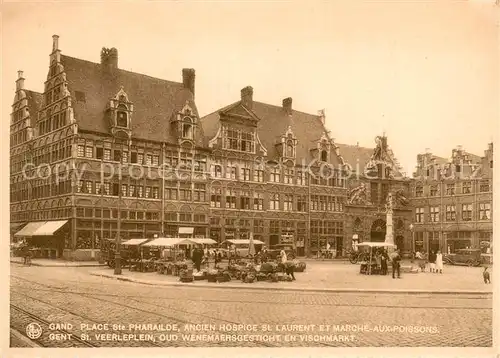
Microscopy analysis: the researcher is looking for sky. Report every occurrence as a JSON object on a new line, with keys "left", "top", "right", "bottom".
{"left": 2, "top": 1, "right": 498, "bottom": 175}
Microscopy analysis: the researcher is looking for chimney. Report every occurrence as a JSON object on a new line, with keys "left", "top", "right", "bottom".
{"left": 100, "top": 47, "right": 118, "bottom": 73}
{"left": 16, "top": 70, "right": 25, "bottom": 91}
{"left": 241, "top": 86, "right": 253, "bottom": 109}
{"left": 52, "top": 34, "right": 59, "bottom": 52}
{"left": 182, "top": 68, "right": 196, "bottom": 98}
{"left": 282, "top": 97, "right": 292, "bottom": 115}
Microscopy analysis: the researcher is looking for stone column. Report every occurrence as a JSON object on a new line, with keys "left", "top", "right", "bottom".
{"left": 385, "top": 193, "right": 394, "bottom": 247}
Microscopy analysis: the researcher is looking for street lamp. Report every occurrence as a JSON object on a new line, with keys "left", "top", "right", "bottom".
{"left": 409, "top": 224, "right": 414, "bottom": 254}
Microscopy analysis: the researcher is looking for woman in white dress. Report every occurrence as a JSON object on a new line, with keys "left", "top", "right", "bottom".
{"left": 435, "top": 249, "right": 443, "bottom": 274}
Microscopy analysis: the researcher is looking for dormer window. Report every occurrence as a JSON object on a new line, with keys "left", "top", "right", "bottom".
{"left": 321, "top": 150, "right": 328, "bottom": 162}
{"left": 286, "top": 140, "right": 294, "bottom": 157}
{"left": 182, "top": 122, "right": 193, "bottom": 139}
{"left": 117, "top": 105, "right": 128, "bottom": 127}
{"left": 223, "top": 126, "right": 255, "bottom": 153}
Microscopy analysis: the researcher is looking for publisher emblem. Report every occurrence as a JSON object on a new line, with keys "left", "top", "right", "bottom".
{"left": 26, "top": 322, "right": 42, "bottom": 340}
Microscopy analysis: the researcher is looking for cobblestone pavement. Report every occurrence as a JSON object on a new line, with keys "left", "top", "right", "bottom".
{"left": 10, "top": 264, "right": 492, "bottom": 348}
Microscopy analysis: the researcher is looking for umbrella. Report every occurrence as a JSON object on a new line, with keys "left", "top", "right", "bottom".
{"left": 248, "top": 232, "right": 256, "bottom": 256}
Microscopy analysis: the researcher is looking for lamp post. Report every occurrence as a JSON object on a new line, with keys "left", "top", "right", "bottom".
{"left": 409, "top": 224, "right": 414, "bottom": 255}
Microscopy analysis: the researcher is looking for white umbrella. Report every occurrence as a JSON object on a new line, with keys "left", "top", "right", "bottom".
{"left": 248, "top": 232, "right": 256, "bottom": 256}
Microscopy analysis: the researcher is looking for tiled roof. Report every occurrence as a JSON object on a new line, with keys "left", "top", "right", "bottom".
{"left": 61, "top": 55, "right": 206, "bottom": 146}
{"left": 335, "top": 143, "right": 374, "bottom": 171}
{"left": 201, "top": 100, "right": 344, "bottom": 165}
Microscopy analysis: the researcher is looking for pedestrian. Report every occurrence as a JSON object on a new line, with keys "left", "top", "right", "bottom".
{"left": 428, "top": 250, "right": 436, "bottom": 273}
{"left": 191, "top": 246, "right": 203, "bottom": 272}
{"left": 391, "top": 249, "right": 401, "bottom": 279}
{"left": 435, "top": 249, "right": 443, "bottom": 274}
{"left": 380, "top": 249, "right": 388, "bottom": 275}
{"left": 483, "top": 267, "right": 491, "bottom": 284}
{"left": 285, "top": 261, "right": 296, "bottom": 280}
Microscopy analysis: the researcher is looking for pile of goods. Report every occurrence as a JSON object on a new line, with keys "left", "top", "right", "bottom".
{"left": 179, "top": 268, "right": 194, "bottom": 282}
{"left": 193, "top": 270, "right": 207, "bottom": 280}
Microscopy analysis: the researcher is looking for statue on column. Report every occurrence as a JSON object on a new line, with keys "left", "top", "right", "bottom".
{"left": 385, "top": 193, "right": 395, "bottom": 247}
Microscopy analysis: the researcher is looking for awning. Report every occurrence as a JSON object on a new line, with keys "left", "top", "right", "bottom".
{"left": 179, "top": 227, "right": 194, "bottom": 235}
{"left": 223, "top": 239, "right": 265, "bottom": 245}
{"left": 122, "top": 238, "right": 150, "bottom": 246}
{"left": 10, "top": 222, "right": 26, "bottom": 232}
{"left": 32, "top": 220, "right": 68, "bottom": 236}
{"left": 14, "top": 221, "right": 47, "bottom": 237}
{"left": 355, "top": 242, "right": 396, "bottom": 248}
{"left": 143, "top": 238, "right": 191, "bottom": 247}
{"left": 188, "top": 238, "right": 217, "bottom": 245}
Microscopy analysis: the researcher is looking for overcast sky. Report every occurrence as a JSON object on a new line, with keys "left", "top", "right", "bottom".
{"left": 2, "top": 1, "right": 498, "bottom": 174}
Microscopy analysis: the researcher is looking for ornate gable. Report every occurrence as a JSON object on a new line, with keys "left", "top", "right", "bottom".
{"left": 107, "top": 86, "right": 133, "bottom": 139}
{"left": 171, "top": 100, "right": 198, "bottom": 145}
{"left": 276, "top": 125, "right": 298, "bottom": 163}
{"left": 365, "top": 135, "right": 403, "bottom": 178}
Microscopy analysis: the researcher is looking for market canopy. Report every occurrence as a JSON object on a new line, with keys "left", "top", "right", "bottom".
{"left": 355, "top": 242, "right": 396, "bottom": 248}
{"left": 121, "top": 238, "right": 150, "bottom": 246}
{"left": 188, "top": 238, "right": 217, "bottom": 245}
{"left": 142, "top": 238, "right": 191, "bottom": 247}
{"left": 14, "top": 220, "right": 68, "bottom": 237}
{"left": 223, "top": 239, "right": 265, "bottom": 245}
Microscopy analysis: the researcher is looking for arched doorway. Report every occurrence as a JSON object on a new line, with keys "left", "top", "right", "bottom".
{"left": 370, "top": 219, "right": 386, "bottom": 242}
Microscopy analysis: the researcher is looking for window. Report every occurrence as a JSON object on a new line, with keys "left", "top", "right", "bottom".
{"left": 194, "top": 183, "right": 206, "bottom": 202}
{"left": 130, "top": 152, "right": 138, "bottom": 164}
{"left": 284, "top": 168, "right": 294, "bottom": 184}
{"left": 430, "top": 185, "right": 438, "bottom": 197}
{"left": 137, "top": 153, "right": 144, "bottom": 165}
{"left": 270, "top": 193, "right": 280, "bottom": 210}
{"left": 240, "top": 190, "right": 251, "bottom": 210}
{"left": 152, "top": 154, "right": 160, "bottom": 166}
{"left": 129, "top": 185, "right": 136, "bottom": 197}
{"left": 145, "top": 186, "right": 151, "bottom": 198}
{"left": 179, "top": 183, "right": 191, "bottom": 201}
{"left": 241, "top": 132, "right": 254, "bottom": 152}
{"left": 121, "top": 184, "right": 127, "bottom": 197}
{"left": 117, "top": 111, "right": 127, "bottom": 127}
{"left": 462, "top": 181, "right": 471, "bottom": 194}
{"left": 225, "top": 161, "right": 237, "bottom": 179}
{"left": 296, "top": 196, "right": 307, "bottom": 212}
{"left": 152, "top": 187, "right": 159, "bottom": 199}
{"left": 180, "top": 212, "right": 192, "bottom": 222}
{"left": 165, "top": 181, "right": 177, "bottom": 200}
{"left": 270, "top": 166, "right": 280, "bottom": 183}
{"left": 194, "top": 214, "right": 206, "bottom": 223}
{"left": 446, "top": 184, "right": 455, "bottom": 195}
{"left": 479, "top": 180, "right": 490, "bottom": 193}
{"left": 77, "top": 180, "right": 83, "bottom": 193}
{"left": 284, "top": 194, "right": 293, "bottom": 211}
{"left": 479, "top": 203, "right": 491, "bottom": 221}
{"left": 96, "top": 147, "right": 104, "bottom": 159}
{"left": 121, "top": 151, "right": 128, "bottom": 164}
{"left": 320, "top": 150, "right": 328, "bottom": 162}
{"left": 146, "top": 154, "right": 152, "bottom": 166}
{"left": 77, "top": 145, "right": 85, "bottom": 157}
{"left": 194, "top": 155, "right": 206, "bottom": 172}
{"left": 225, "top": 128, "right": 255, "bottom": 152}
{"left": 212, "top": 164, "right": 223, "bottom": 178}
{"left": 430, "top": 206, "right": 440, "bottom": 222}
{"left": 113, "top": 150, "right": 122, "bottom": 162}
{"left": 210, "top": 187, "right": 222, "bottom": 208}
{"left": 103, "top": 183, "right": 110, "bottom": 195}
{"left": 455, "top": 164, "right": 461, "bottom": 173}
{"left": 137, "top": 186, "right": 143, "bottom": 198}
{"left": 242, "top": 168, "right": 251, "bottom": 181}
{"left": 297, "top": 171, "right": 307, "bottom": 186}
{"left": 415, "top": 207, "right": 424, "bottom": 223}
{"left": 462, "top": 204, "right": 472, "bottom": 221}
{"left": 253, "top": 192, "right": 264, "bottom": 210}
{"left": 226, "top": 129, "right": 238, "bottom": 150}
{"left": 225, "top": 188, "right": 236, "bottom": 209}
{"left": 253, "top": 167, "right": 264, "bottom": 182}
{"left": 445, "top": 205, "right": 456, "bottom": 221}
{"left": 182, "top": 123, "right": 193, "bottom": 139}
{"left": 286, "top": 141, "right": 294, "bottom": 157}
{"left": 415, "top": 185, "right": 423, "bottom": 197}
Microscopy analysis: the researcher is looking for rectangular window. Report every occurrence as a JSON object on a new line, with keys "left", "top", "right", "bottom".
{"left": 104, "top": 183, "right": 110, "bottom": 195}
{"left": 445, "top": 205, "right": 456, "bottom": 221}
{"left": 297, "top": 171, "right": 307, "bottom": 186}
{"left": 145, "top": 186, "right": 151, "bottom": 198}
{"left": 213, "top": 164, "right": 222, "bottom": 178}
{"left": 462, "top": 181, "right": 472, "bottom": 194}
{"left": 121, "top": 184, "right": 127, "bottom": 197}
{"left": 242, "top": 168, "right": 251, "bottom": 181}
{"left": 284, "top": 169, "right": 294, "bottom": 184}
{"left": 225, "top": 161, "right": 237, "bottom": 180}
{"left": 297, "top": 195, "right": 307, "bottom": 212}
{"left": 137, "top": 153, "right": 144, "bottom": 165}
{"left": 240, "top": 190, "right": 251, "bottom": 210}
{"left": 253, "top": 192, "right": 264, "bottom": 210}
{"left": 152, "top": 155, "right": 159, "bottom": 166}
{"left": 86, "top": 181, "right": 93, "bottom": 194}
{"left": 77, "top": 145, "right": 85, "bottom": 157}
{"left": 137, "top": 186, "right": 143, "bottom": 198}
{"left": 241, "top": 132, "right": 254, "bottom": 153}
{"left": 430, "top": 206, "right": 440, "bottom": 222}
{"left": 180, "top": 183, "right": 192, "bottom": 201}
{"left": 121, "top": 151, "right": 128, "bottom": 164}
{"left": 194, "top": 155, "right": 206, "bottom": 172}
{"left": 430, "top": 185, "right": 438, "bottom": 197}
{"left": 270, "top": 166, "right": 281, "bottom": 183}
{"left": 284, "top": 194, "right": 293, "bottom": 211}
{"left": 129, "top": 185, "right": 136, "bottom": 197}
{"left": 479, "top": 180, "right": 490, "bottom": 192}
{"left": 152, "top": 187, "right": 159, "bottom": 199}
{"left": 446, "top": 184, "right": 455, "bottom": 195}
{"left": 415, "top": 185, "right": 423, "bottom": 197}
{"left": 253, "top": 168, "right": 264, "bottom": 182}
{"left": 77, "top": 180, "right": 83, "bottom": 193}
{"left": 146, "top": 154, "right": 153, "bottom": 166}
{"left": 226, "top": 129, "right": 239, "bottom": 150}
{"left": 415, "top": 207, "right": 424, "bottom": 223}
{"left": 462, "top": 204, "right": 472, "bottom": 221}
{"left": 210, "top": 187, "right": 222, "bottom": 208}
{"left": 225, "top": 188, "right": 237, "bottom": 209}
{"left": 112, "top": 183, "right": 119, "bottom": 196}
{"left": 96, "top": 147, "right": 103, "bottom": 160}
{"left": 130, "top": 152, "right": 137, "bottom": 163}
{"left": 479, "top": 203, "right": 491, "bottom": 221}
{"left": 113, "top": 150, "right": 121, "bottom": 162}
{"left": 194, "top": 183, "right": 206, "bottom": 202}
{"left": 270, "top": 193, "right": 280, "bottom": 210}
{"left": 104, "top": 149, "right": 111, "bottom": 161}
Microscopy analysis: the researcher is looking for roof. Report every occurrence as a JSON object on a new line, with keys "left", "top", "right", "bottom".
{"left": 60, "top": 55, "right": 206, "bottom": 146}
{"left": 223, "top": 239, "right": 265, "bottom": 245}
{"left": 335, "top": 143, "right": 374, "bottom": 171}
{"left": 25, "top": 90, "right": 43, "bottom": 116}
{"left": 201, "top": 100, "right": 343, "bottom": 164}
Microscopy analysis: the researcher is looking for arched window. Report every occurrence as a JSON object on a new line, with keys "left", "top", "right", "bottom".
{"left": 321, "top": 150, "right": 328, "bottom": 162}
{"left": 286, "top": 140, "right": 294, "bottom": 157}
{"left": 117, "top": 105, "right": 128, "bottom": 127}
{"left": 182, "top": 123, "right": 193, "bottom": 139}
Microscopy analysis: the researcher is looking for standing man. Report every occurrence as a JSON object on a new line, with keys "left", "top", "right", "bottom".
{"left": 428, "top": 250, "right": 436, "bottom": 273}
{"left": 192, "top": 246, "right": 203, "bottom": 272}
{"left": 392, "top": 249, "right": 402, "bottom": 279}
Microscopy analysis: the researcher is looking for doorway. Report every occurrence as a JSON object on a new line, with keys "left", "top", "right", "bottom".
{"left": 370, "top": 219, "right": 386, "bottom": 242}
{"left": 395, "top": 236, "right": 404, "bottom": 251}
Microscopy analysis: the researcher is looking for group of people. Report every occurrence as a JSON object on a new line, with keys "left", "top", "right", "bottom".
{"left": 365, "top": 248, "right": 403, "bottom": 279}
{"left": 414, "top": 249, "right": 444, "bottom": 273}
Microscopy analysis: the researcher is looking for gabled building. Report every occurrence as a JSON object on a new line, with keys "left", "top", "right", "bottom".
{"left": 338, "top": 137, "right": 413, "bottom": 252}
{"left": 10, "top": 35, "right": 210, "bottom": 260}
{"left": 410, "top": 144, "right": 493, "bottom": 254}
{"left": 201, "top": 87, "right": 347, "bottom": 256}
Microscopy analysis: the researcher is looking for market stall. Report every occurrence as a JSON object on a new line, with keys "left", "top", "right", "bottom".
{"left": 355, "top": 242, "right": 395, "bottom": 275}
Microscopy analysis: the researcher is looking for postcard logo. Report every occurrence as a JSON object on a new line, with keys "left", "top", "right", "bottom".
{"left": 26, "top": 322, "right": 42, "bottom": 340}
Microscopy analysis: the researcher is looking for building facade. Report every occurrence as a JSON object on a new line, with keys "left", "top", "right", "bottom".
{"left": 410, "top": 144, "right": 493, "bottom": 254}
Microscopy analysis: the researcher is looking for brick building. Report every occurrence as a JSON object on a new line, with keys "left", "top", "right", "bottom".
{"left": 410, "top": 144, "right": 493, "bottom": 254}
{"left": 10, "top": 36, "right": 210, "bottom": 260}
